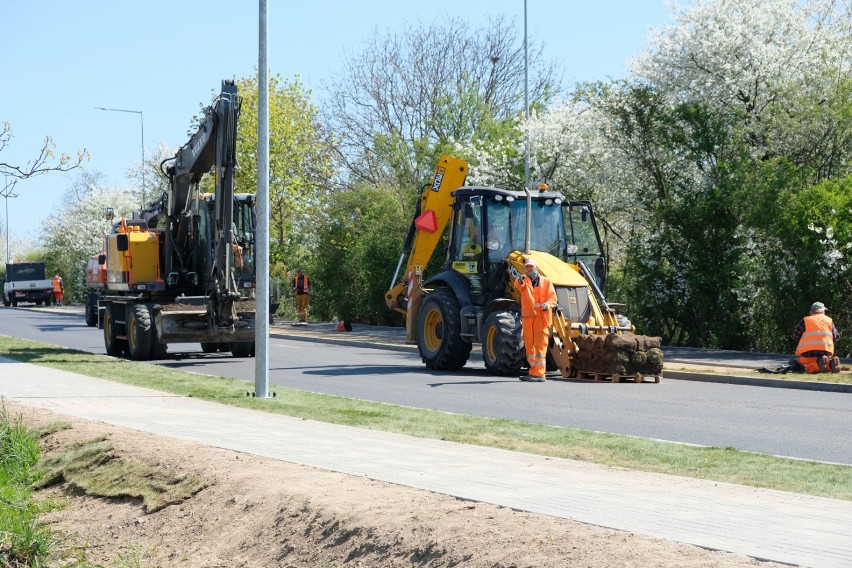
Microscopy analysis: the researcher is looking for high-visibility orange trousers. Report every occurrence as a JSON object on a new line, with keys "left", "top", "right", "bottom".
{"left": 296, "top": 294, "right": 309, "bottom": 321}
{"left": 798, "top": 355, "right": 828, "bottom": 374}
{"left": 522, "top": 316, "right": 550, "bottom": 378}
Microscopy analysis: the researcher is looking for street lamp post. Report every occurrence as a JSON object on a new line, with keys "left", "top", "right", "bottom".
{"left": 95, "top": 107, "right": 145, "bottom": 209}
{"left": 2, "top": 174, "right": 18, "bottom": 265}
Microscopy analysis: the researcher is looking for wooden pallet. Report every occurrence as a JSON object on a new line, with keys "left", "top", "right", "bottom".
{"left": 575, "top": 371, "right": 661, "bottom": 383}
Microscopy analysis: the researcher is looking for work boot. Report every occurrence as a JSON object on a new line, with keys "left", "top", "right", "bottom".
{"left": 818, "top": 356, "right": 828, "bottom": 373}
{"left": 830, "top": 356, "right": 841, "bottom": 373}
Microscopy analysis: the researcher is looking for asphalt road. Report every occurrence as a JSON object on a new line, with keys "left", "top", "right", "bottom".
{"left": 2, "top": 307, "right": 851, "bottom": 465}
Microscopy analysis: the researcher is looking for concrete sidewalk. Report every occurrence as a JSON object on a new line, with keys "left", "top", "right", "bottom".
{"left": 2, "top": 357, "right": 850, "bottom": 568}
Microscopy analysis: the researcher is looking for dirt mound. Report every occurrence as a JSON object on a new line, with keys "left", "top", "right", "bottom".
{"left": 9, "top": 401, "right": 779, "bottom": 568}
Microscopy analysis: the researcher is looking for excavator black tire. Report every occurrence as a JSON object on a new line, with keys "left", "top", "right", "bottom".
{"left": 482, "top": 309, "right": 525, "bottom": 375}
{"left": 127, "top": 303, "right": 154, "bottom": 361}
{"left": 231, "top": 342, "right": 254, "bottom": 358}
{"left": 103, "top": 304, "right": 127, "bottom": 357}
{"left": 151, "top": 342, "right": 168, "bottom": 359}
{"left": 200, "top": 343, "right": 219, "bottom": 353}
{"left": 84, "top": 291, "right": 99, "bottom": 327}
{"left": 417, "top": 288, "right": 471, "bottom": 370}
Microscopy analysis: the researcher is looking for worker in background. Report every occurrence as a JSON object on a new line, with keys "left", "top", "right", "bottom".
{"left": 513, "top": 257, "right": 557, "bottom": 382}
{"left": 292, "top": 268, "right": 310, "bottom": 323}
{"left": 52, "top": 274, "right": 64, "bottom": 306}
{"left": 792, "top": 301, "right": 840, "bottom": 373}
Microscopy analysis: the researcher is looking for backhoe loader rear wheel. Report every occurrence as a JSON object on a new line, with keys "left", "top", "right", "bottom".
{"left": 417, "top": 288, "right": 471, "bottom": 370}
{"left": 127, "top": 303, "right": 154, "bottom": 361}
{"left": 482, "top": 309, "right": 525, "bottom": 375}
{"left": 103, "top": 304, "right": 127, "bottom": 357}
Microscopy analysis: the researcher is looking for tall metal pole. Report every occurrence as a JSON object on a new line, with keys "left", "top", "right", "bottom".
{"left": 94, "top": 107, "right": 145, "bottom": 209}
{"left": 2, "top": 174, "right": 17, "bottom": 265}
{"left": 254, "top": 0, "right": 271, "bottom": 397}
{"left": 523, "top": 0, "right": 532, "bottom": 255}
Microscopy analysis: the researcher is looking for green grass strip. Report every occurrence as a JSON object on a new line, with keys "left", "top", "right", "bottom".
{"left": 0, "top": 404, "right": 54, "bottom": 566}
{"left": 1, "top": 335, "right": 851, "bottom": 501}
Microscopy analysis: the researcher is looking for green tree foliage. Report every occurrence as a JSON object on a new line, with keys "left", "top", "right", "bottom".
{"left": 232, "top": 74, "right": 335, "bottom": 253}
{"left": 308, "top": 184, "right": 410, "bottom": 325}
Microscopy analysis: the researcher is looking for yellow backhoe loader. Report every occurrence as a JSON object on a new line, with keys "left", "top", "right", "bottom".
{"left": 386, "top": 155, "right": 663, "bottom": 381}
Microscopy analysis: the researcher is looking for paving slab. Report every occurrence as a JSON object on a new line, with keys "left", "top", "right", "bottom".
{"left": 1, "top": 357, "right": 850, "bottom": 567}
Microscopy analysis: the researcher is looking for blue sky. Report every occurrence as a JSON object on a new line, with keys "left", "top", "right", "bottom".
{"left": 1, "top": 0, "right": 671, "bottom": 240}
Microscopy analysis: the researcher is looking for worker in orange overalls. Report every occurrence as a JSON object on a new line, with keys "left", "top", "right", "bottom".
{"left": 292, "top": 268, "right": 310, "bottom": 323}
{"left": 512, "top": 257, "right": 558, "bottom": 382}
{"left": 52, "top": 274, "right": 64, "bottom": 306}
{"left": 793, "top": 301, "right": 840, "bottom": 373}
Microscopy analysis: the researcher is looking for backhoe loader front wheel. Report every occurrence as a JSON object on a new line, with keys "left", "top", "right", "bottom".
{"left": 417, "top": 288, "right": 471, "bottom": 371}
{"left": 482, "top": 309, "right": 525, "bottom": 375}
{"left": 127, "top": 303, "right": 155, "bottom": 361}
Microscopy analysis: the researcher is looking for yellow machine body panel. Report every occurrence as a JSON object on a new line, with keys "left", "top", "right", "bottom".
{"left": 105, "top": 227, "right": 161, "bottom": 291}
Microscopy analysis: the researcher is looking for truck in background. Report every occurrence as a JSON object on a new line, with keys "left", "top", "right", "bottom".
{"left": 3, "top": 261, "right": 55, "bottom": 307}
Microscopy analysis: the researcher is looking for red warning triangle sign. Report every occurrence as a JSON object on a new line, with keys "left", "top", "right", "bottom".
{"left": 414, "top": 209, "right": 438, "bottom": 233}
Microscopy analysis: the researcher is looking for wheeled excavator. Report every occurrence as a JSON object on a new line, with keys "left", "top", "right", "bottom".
{"left": 94, "top": 80, "right": 257, "bottom": 360}
{"left": 385, "top": 155, "right": 663, "bottom": 381}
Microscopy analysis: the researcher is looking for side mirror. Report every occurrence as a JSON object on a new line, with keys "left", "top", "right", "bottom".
{"left": 116, "top": 234, "right": 129, "bottom": 252}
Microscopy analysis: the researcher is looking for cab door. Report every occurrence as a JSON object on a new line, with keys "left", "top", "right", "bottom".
{"left": 562, "top": 201, "right": 608, "bottom": 292}
{"left": 450, "top": 196, "right": 485, "bottom": 297}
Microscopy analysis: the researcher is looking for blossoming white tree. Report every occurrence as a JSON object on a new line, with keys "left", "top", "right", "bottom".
{"left": 40, "top": 175, "right": 138, "bottom": 302}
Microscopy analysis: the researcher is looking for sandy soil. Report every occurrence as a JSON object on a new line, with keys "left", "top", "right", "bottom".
{"left": 8, "top": 401, "right": 786, "bottom": 568}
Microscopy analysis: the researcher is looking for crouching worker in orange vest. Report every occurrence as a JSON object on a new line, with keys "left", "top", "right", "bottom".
{"left": 513, "top": 258, "right": 557, "bottom": 382}
{"left": 792, "top": 301, "right": 840, "bottom": 374}
{"left": 52, "top": 274, "right": 64, "bottom": 306}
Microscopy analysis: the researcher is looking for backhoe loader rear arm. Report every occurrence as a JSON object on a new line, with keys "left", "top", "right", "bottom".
{"left": 385, "top": 156, "right": 468, "bottom": 342}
